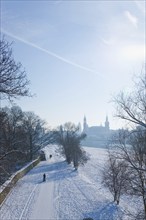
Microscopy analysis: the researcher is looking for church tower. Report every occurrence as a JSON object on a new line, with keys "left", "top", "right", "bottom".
{"left": 105, "top": 115, "right": 109, "bottom": 131}
{"left": 83, "top": 116, "right": 88, "bottom": 133}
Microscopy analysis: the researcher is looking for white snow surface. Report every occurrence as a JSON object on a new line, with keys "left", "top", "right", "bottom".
{"left": 0, "top": 145, "right": 141, "bottom": 220}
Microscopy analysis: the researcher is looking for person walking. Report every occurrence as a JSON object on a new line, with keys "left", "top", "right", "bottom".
{"left": 43, "top": 173, "right": 46, "bottom": 182}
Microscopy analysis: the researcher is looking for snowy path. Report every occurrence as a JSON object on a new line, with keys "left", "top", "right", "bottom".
{"left": 0, "top": 159, "right": 55, "bottom": 220}
{"left": 0, "top": 145, "right": 141, "bottom": 220}
{"left": 0, "top": 145, "right": 58, "bottom": 220}
{"left": 29, "top": 180, "right": 54, "bottom": 220}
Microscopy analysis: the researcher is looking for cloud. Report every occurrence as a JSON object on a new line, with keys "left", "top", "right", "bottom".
{"left": 124, "top": 11, "right": 138, "bottom": 28}
{"left": 1, "top": 29, "right": 107, "bottom": 80}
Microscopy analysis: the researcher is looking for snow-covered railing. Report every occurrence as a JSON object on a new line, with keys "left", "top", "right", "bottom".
{"left": 0, "top": 157, "right": 40, "bottom": 205}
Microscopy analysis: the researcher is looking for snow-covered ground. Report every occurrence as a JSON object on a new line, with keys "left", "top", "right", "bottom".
{"left": 0, "top": 145, "right": 141, "bottom": 220}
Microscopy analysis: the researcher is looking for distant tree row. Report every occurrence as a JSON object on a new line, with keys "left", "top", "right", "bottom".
{"left": 102, "top": 71, "right": 146, "bottom": 219}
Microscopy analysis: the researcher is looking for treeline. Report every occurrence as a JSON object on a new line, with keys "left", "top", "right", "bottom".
{"left": 0, "top": 105, "right": 51, "bottom": 185}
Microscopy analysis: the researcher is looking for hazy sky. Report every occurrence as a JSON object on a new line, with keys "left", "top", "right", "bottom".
{"left": 1, "top": 0, "right": 145, "bottom": 130}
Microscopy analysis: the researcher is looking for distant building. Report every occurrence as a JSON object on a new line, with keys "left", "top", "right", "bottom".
{"left": 82, "top": 115, "right": 112, "bottom": 147}
{"left": 83, "top": 115, "right": 110, "bottom": 134}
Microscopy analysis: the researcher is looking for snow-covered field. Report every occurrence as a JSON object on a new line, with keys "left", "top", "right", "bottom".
{"left": 0, "top": 145, "right": 141, "bottom": 220}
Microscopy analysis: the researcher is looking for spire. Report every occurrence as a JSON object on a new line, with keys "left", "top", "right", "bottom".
{"left": 105, "top": 115, "right": 109, "bottom": 130}
{"left": 84, "top": 115, "right": 86, "bottom": 123}
{"left": 106, "top": 115, "right": 108, "bottom": 122}
{"left": 83, "top": 115, "right": 88, "bottom": 133}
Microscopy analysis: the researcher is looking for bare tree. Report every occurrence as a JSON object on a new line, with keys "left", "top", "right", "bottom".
{"left": 0, "top": 106, "right": 27, "bottom": 184}
{"left": 114, "top": 129, "right": 146, "bottom": 218}
{"left": 0, "top": 37, "right": 31, "bottom": 100}
{"left": 0, "top": 106, "right": 48, "bottom": 185}
{"left": 111, "top": 70, "right": 146, "bottom": 218}
{"left": 102, "top": 150, "right": 130, "bottom": 205}
{"left": 113, "top": 71, "right": 146, "bottom": 129}
{"left": 22, "top": 111, "right": 46, "bottom": 161}
{"left": 54, "top": 122, "right": 88, "bottom": 169}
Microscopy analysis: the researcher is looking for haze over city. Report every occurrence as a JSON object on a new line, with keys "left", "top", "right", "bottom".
{"left": 1, "top": 0, "right": 145, "bottom": 130}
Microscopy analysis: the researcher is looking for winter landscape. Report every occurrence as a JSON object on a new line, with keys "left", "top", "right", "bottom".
{"left": 0, "top": 145, "right": 141, "bottom": 220}
{"left": 1, "top": 1, "right": 145, "bottom": 220}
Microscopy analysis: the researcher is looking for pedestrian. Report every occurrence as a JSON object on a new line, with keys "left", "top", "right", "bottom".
{"left": 43, "top": 173, "right": 46, "bottom": 182}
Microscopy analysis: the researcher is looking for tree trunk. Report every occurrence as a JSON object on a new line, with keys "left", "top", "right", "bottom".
{"left": 142, "top": 191, "right": 146, "bottom": 219}
{"left": 29, "top": 135, "right": 33, "bottom": 161}
{"left": 114, "top": 193, "right": 117, "bottom": 202}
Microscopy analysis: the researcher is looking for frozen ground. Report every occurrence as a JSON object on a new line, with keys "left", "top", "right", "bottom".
{"left": 0, "top": 145, "right": 141, "bottom": 220}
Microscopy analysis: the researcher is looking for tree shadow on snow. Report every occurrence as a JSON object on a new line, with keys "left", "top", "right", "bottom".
{"left": 24, "top": 160, "right": 77, "bottom": 184}
{"left": 46, "top": 161, "right": 78, "bottom": 182}
{"left": 83, "top": 202, "right": 123, "bottom": 220}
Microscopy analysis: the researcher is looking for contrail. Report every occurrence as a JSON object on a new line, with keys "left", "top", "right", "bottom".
{"left": 1, "top": 29, "right": 107, "bottom": 80}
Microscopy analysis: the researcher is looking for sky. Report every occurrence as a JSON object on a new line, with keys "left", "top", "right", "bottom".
{"left": 1, "top": 0, "right": 145, "bottom": 130}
